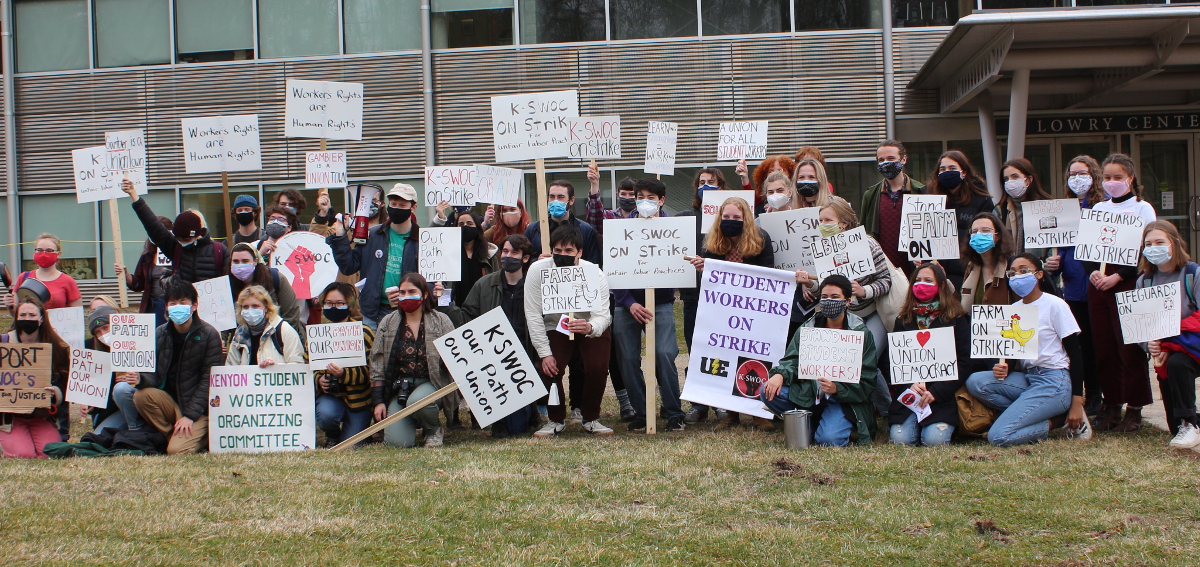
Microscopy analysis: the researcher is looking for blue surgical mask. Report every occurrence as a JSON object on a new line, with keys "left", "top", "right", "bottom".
{"left": 547, "top": 200, "right": 568, "bottom": 219}
{"left": 241, "top": 308, "right": 265, "bottom": 326}
{"left": 969, "top": 233, "right": 996, "bottom": 254}
{"left": 1143, "top": 245, "right": 1172, "bottom": 266}
{"left": 167, "top": 305, "right": 192, "bottom": 325}
{"left": 1009, "top": 273, "right": 1038, "bottom": 298}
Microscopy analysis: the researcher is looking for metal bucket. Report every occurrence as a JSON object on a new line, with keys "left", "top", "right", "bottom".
{"left": 782, "top": 410, "right": 812, "bottom": 449}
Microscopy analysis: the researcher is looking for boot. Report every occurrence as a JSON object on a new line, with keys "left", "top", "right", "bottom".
{"left": 714, "top": 412, "right": 740, "bottom": 431}
{"left": 1112, "top": 406, "right": 1143, "bottom": 432}
{"left": 615, "top": 389, "right": 636, "bottom": 422}
{"left": 1094, "top": 404, "right": 1123, "bottom": 431}
{"left": 753, "top": 417, "right": 776, "bottom": 432}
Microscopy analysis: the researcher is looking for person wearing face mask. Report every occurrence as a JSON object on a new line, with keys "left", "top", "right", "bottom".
{"left": 0, "top": 297, "right": 71, "bottom": 458}
{"left": 131, "top": 281, "right": 224, "bottom": 454}
{"left": 879, "top": 263, "right": 982, "bottom": 446}
{"left": 231, "top": 195, "right": 265, "bottom": 245}
{"left": 959, "top": 213, "right": 1017, "bottom": 309}
{"left": 789, "top": 159, "right": 833, "bottom": 211}
{"left": 760, "top": 275, "right": 878, "bottom": 446}
{"left": 452, "top": 211, "right": 498, "bottom": 307}
{"left": 4, "top": 233, "right": 83, "bottom": 312}
{"left": 585, "top": 166, "right": 641, "bottom": 236}
{"left": 78, "top": 306, "right": 145, "bottom": 435}
{"left": 737, "top": 155, "right": 796, "bottom": 212}
{"left": 225, "top": 285, "right": 306, "bottom": 368}
{"left": 272, "top": 188, "right": 309, "bottom": 231}
{"left": 226, "top": 243, "right": 303, "bottom": 338}
{"left": 117, "top": 216, "right": 175, "bottom": 328}
{"left": 311, "top": 282, "right": 377, "bottom": 446}
{"left": 122, "top": 180, "right": 229, "bottom": 284}
{"left": 1084, "top": 154, "right": 1158, "bottom": 433}
{"left": 966, "top": 254, "right": 1090, "bottom": 447}
{"left": 257, "top": 206, "right": 298, "bottom": 260}
{"left": 860, "top": 140, "right": 926, "bottom": 277}
{"left": 928, "top": 151, "right": 995, "bottom": 289}
{"left": 483, "top": 199, "right": 531, "bottom": 246}
{"left": 997, "top": 158, "right": 1054, "bottom": 255}
{"left": 523, "top": 180, "right": 602, "bottom": 264}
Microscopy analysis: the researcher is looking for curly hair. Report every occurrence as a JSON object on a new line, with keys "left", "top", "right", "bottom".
{"left": 751, "top": 155, "right": 797, "bottom": 192}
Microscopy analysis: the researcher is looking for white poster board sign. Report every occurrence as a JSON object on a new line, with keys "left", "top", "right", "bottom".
{"left": 66, "top": 348, "right": 111, "bottom": 408}
{"left": 1021, "top": 199, "right": 1082, "bottom": 249}
{"left": 717, "top": 121, "right": 768, "bottom": 161}
{"left": 540, "top": 263, "right": 605, "bottom": 314}
{"left": 424, "top": 166, "right": 477, "bottom": 207}
{"left": 681, "top": 259, "right": 794, "bottom": 418}
{"left": 700, "top": 190, "right": 756, "bottom": 234}
{"left": 73, "top": 146, "right": 136, "bottom": 204}
{"left": 970, "top": 304, "right": 1040, "bottom": 360}
{"left": 208, "top": 364, "right": 316, "bottom": 453}
{"left": 567, "top": 116, "right": 621, "bottom": 159}
{"left": 793, "top": 327, "right": 866, "bottom": 384}
{"left": 1074, "top": 208, "right": 1146, "bottom": 266}
{"left": 602, "top": 216, "right": 696, "bottom": 289}
{"left": 48, "top": 307, "right": 85, "bottom": 350}
{"left": 474, "top": 164, "right": 523, "bottom": 207}
{"left": 284, "top": 79, "right": 364, "bottom": 140}
{"left": 434, "top": 307, "right": 548, "bottom": 429}
{"left": 811, "top": 226, "right": 878, "bottom": 282}
{"left": 181, "top": 115, "right": 263, "bottom": 174}
{"left": 888, "top": 327, "right": 958, "bottom": 384}
{"left": 903, "top": 210, "right": 959, "bottom": 261}
{"left": 269, "top": 231, "right": 338, "bottom": 300}
{"left": 108, "top": 313, "right": 157, "bottom": 373}
{"left": 351, "top": 183, "right": 381, "bottom": 218}
{"left": 643, "top": 121, "right": 678, "bottom": 176}
{"left": 490, "top": 90, "right": 580, "bottom": 162}
{"left": 896, "top": 194, "right": 946, "bottom": 251}
{"left": 306, "top": 322, "right": 367, "bottom": 371}
{"left": 1116, "top": 282, "right": 1182, "bottom": 344}
{"left": 305, "top": 151, "right": 348, "bottom": 189}
{"left": 755, "top": 208, "right": 821, "bottom": 273}
{"left": 194, "top": 276, "right": 237, "bottom": 332}
{"left": 418, "top": 227, "right": 462, "bottom": 282}
{"left": 104, "top": 129, "right": 148, "bottom": 195}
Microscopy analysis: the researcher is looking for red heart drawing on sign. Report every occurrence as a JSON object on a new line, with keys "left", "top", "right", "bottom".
{"left": 916, "top": 331, "right": 931, "bottom": 347}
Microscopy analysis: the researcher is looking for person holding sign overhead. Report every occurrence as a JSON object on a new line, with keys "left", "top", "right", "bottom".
{"left": 122, "top": 180, "right": 229, "bottom": 285}
{"left": 312, "top": 282, "right": 377, "bottom": 446}
{"left": 117, "top": 216, "right": 174, "bottom": 328}
{"left": 966, "top": 254, "right": 1090, "bottom": 447}
{"left": 761, "top": 275, "right": 878, "bottom": 446}
{"left": 998, "top": 157, "right": 1054, "bottom": 255}
{"left": 225, "top": 286, "right": 307, "bottom": 368}
{"left": 0, "top": 297, "right": 70, "bottom": 458}
{"left": 585, "top": 165, "right": 640, "bottom": 234}
{"left": 960, "top": 213, "right": 1018, "bottom": 309}
{"left": 5, "top": 233, "right": 83, "bottom": 311}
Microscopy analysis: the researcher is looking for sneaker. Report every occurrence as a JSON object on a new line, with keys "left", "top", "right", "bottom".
{"left": 665, "top": 417, "right": 686, "bottom": 431}
{"left": 627, "top": 417, "right": 647, "bottom": 432}
{"left": 684, "top": 407, "right": 708, "bottom": 424}
{"left": 424, "top": 427, "right": 444, "bottom": 448}
{"left": 1064, "top": 415, "right": 1093, "bottom": 441}
{"left": 1168, "top": 422, "right": 1200, "bottom": 448}
{"left": 568, "top": 408, "right": 583, "bottom": 424}
{"left": 534, "top": 421, "right": 566, "bottom": 438}
{"left": 582, "top": 420, "right": 614, "bottom": 435}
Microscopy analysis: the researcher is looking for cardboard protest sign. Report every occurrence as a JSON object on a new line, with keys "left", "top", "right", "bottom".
{"left": 208, "top": 364, "right": 316, "bottom": 453}
{"left": 434, "top": 307, "right": 548, "bottom": 429}
{"left": 490, "top": 90, "right": 580, "bottom": 162}
{"left": 305, "top": 151, "right": 348, "bottom": 189}
{"left": 970, "top": 304, "right": 1039, "bottom": 360}
{"left": 756, "top": 208, "right": 821, "bottom": 273}
{"left": 681, "top": 259, "right": 794, "bottom": 418}
{"left": 1074, "top": 208, "right": 1145, "bottom": 266}
{"left": 73, "top": 146, "right": 125, "bottom": 203}
{"left": 48, "top": 306, "right": 85, "bottom": 350}
{"left": 424, "top": 166, "right": 477, "bottom": 207}
{"left": 108, "top": 313, "right": 157, "bottom": 372}
{"left": 602, "top": 216, "right": 696, "bottom": 289}
{"left": 540, "top": 263, "right": 605, "bottom": 314}
{"left": 700, "top": 190, "right": 756, "bottom": 234}
{"left": 896, "top": 195, "right": 945, "bottom": 251}
{"left": 270, "top": 231, "right": 338, "bottom": 300}
{"left": 1022, "top": 198, "right": 1081, "bottom": 249}
{"left": 0, "top": 343, "right": 54, "bottom": 413}
{"left": 1116, "top": 282, "right": 1182, "bottom": 344}
{"left": 903, "top": 210, "right": 958, "bottom": 261}
{"left": 284, "top": 79, "right": 364, "bottom": 140}
{"left": 195, "top": 276, "right": 237, "bottom": 332}
{"left": 474, "top": 164, "right": 523, "bottom": 206}
{"left": 306, "top": 322, "right": 367, "bottom": 371}
{"left": 717, "top": 121, "right": 768, "bottom": 161}
{"left": 181, "top": 115, "right": 262, "bottom": 174}
{"left": 66, "top": 348, "right": 111, "bottom": 408}
{"left": 104, "top": 129, "right": 148, "bottom": 194}
{"left": 793, "top": 327, "right": 866, "bottom": 383}
{"left": 811, "top": 226, "right": 878, "bottom": 281}
{"left": 418, "top": 227, "right": 462, "bottom": 282}
{"left": 888, "top": 327, "right": 958, "bottom": 384}
{"left": 567, "top": 116, "right": 621, "bottom": 159}
{"left": 644, "top": 120, "right": 678, "bottom": 176}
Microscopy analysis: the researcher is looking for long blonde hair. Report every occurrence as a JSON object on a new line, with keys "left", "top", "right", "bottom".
{"left": 703, "top": 197, "right": 764, "bottom": 258}
{"left": 792, "top": 158, "right": 832, "bottom": 209}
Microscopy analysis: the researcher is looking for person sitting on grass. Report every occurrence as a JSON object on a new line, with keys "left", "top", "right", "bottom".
{"left": 760, "top": 275, "right": 878, "bottom": 446}
{"left": 0, "top": 297, "right": 70, "bottom": 458}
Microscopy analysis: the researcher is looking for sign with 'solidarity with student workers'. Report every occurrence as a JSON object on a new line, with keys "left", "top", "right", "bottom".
{"left": 208, "top": 364, "right": 316, "bottom": 454}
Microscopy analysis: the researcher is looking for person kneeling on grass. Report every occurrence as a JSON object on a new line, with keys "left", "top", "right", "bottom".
{"left": 965, "top": 254, "right": 1091, "bottom": 447}
{"left": 760, "top": 275, "right": 878, "bottom": 446}
{"left": 313, "top": 282, "right": 377, "bottom": 446}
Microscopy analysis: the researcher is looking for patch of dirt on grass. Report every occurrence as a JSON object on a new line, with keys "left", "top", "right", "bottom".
{"left": 902, "top": 523, "right": 931, "bottom": 535}
{"left": 974, "top": 519, "right": 1013, "bottom": 544}
{"left": 771, "top": 457, "right": 837, "bottom": 486}
{"left": 966, "top": 453, "right": 999, "bottom": 462}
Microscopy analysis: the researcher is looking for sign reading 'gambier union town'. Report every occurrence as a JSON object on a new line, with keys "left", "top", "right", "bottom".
{"left": 999, "top": 112, "right": 1200, "bottom": 135}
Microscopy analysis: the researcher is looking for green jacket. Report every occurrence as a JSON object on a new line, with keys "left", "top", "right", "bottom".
{"left": 769, "top": 312, "right": 878, "bottom": 444}
{"left": 859, "top": 175, "right": 925, "bottom": 239}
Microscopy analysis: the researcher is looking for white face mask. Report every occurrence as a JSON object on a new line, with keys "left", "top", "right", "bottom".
{"left": 1067, "top": 175, "right": 1091, "bottom": 196}
{"left": 636, "top": 199, "right": 660, "bottom": 218}
{"left": 766, "top": 192, "right": 791, "bottom": 210}
{"left": 96, "top": 333, "right": 111, "bottom": 346}
{"left": 1004, "top": 178, "right": 1028, "bottom": 198}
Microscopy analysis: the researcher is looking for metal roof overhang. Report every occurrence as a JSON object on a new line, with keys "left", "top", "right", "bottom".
{"left": 907, "top": 5, "right": 1200, "bottom": 114}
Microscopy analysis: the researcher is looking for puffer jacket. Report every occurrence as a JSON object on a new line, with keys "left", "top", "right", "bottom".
{"left": 136, "top": 317, "right": 224, "bottom": 422}
{"left": 132, "top": 198, "right": 228, "bottom": 283}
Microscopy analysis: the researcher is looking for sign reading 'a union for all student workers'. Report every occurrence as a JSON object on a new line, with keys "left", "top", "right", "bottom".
{"left": 1116, "top": 282, "right": 1182, "bottom": 344}
{"left": 602, "top": 216, "right": 696, "bottom": 289}
{"left": 490, "top": 90, "right": 580, "bottom": 163}
{"left": 208, "top": 364, "right": 316, "bottom": 454}
{"left": 284, "top": 79, "right": 364, "bottom": 140}
{"left": 1074, "top": 208, "right": 1145, "bottom": 266}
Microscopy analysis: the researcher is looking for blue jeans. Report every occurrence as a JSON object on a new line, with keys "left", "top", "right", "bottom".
{"left": 967, "top": 366, "right": 1071, "bottom": 447}
{"left": 614, "top": 304, "right": 683, "bottom": 420}
{"left": 889, "top": 413, "right": 954, "bottom": 446}
{"left": 93, "top": 382, "right": 144, "bottom": 435}
{"left": 493, "top": 403, "right": 535, "bottom": 436}
{"left": 760, "top": 385, "right": 854, "bottom": 447}
{"left": 315, "top": 394, "right": 373, "bottom": 445}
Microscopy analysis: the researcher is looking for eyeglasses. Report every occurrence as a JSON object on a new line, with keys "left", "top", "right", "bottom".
{"left": 33, "top": 248, "right": 58, "bottom": 253}
{"left": 322, "top": 302, "right": 348, "bottom": 309}
{"left": 1005, "top": 268, "right": 1040, "bottom": 278}
{"left": 968, "top": 229, "right": 996, "bottom": 235}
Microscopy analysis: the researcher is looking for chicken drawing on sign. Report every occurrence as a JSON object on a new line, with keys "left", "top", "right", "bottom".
{"left": 997, "top": 314, "right": 1035, "bottom": 354}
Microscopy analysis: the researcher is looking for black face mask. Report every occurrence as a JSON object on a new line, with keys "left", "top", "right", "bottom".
{"left": 719, "top": 219, "right": 744, "bottom": 238}
{"left": 235, "top": 211, "right": 255, "bottom": 226}
{"left": 618, "top": 197, "right": 637, "bottom": 212}
{"left": 322, "top": 306, "right": 350, "bottom": 323}
{"left": 15, "top": 319, "right": 40, "bottom": 336}
{"left": 387, "top": 207, "right": 412, "bottom": 225}
{"left": 501, "top": 257, "right": 524, "bottom": 273}
{"left": 553, "top": 253, "right": 577, "bottom": 268}
{"left": 795, "top": 181, "right": 820, "bottom": 198}
{"left": 461, "top": 226, "right": 481, "bottom": 242}
{"left": 937, "top": 171, "right": 963, "bottom": 190}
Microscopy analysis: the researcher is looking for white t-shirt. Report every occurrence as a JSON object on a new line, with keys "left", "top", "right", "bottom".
{"left": 1091, "top": 195, "right": 1157, "bottom": 223}
{"left": 1014, "top": 293, "right": 1081, "bottom": 370}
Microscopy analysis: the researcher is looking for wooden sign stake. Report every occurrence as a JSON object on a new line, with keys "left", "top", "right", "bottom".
{"left": 331, "top": 382, "right": 460, "bottom": 452}
{"left": 536, "top": 158, "right": 549, "bottom": 253}
{"left": 644, "top": 291, "right": 657, "bottom": 434}
{"left": 221, "top": 171, "right": 231, "bottom": 246}
{"left": 110, "top": 171, "right": 130, "bottom": 308}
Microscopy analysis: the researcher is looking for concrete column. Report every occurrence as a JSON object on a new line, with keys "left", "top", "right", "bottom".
{"left": 977, "top": 90, "right": 1003, "bottom": 203}
{"left": 883, "top": 0, "right": 895, "bottom": 140}
{"left": 1006, "top": 68, "right": 1031, "bottom": 160}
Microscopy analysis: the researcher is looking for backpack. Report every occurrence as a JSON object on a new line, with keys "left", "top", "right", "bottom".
{"left": 956, "top": 386, "right": 998, "bottom": 436}
{"left": 1140, "top": 262, "right": 1198, "bottom": 310}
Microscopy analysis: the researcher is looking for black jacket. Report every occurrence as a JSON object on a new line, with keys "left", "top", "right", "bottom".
{"left": 132, "top": 199, "right": 228, "bottom": 284}
{"left": 700, "top": 226, "right": 776, "bottom": 268}
{"left": 881, "top": 315, "right": 984, "bottom": 428}
{"left": 327, "top": 226, "right": 419, "bottom": 323}
{"left": 137, "top": 317, "right": 224, "bottom": 422}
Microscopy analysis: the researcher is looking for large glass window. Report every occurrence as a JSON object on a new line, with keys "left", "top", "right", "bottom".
{"left": 904, "top": 141, "right": 945, "bottom": 187}
{"left": 345, "top": 0, "right": 422, "bottom": 53}
{"left": 95, "top": 0, "right": 170, "bottom": 68}
{"left": 703, "top": 0, "right": 787, "bottom": 36}
{"left": 609, "top": 0, "right": 697, "bottom": 40}
{"left": 824, "top": 160, "right": 877, "bottom": 212}
{"left": 893, "top": 0, "right": 967, "bottom": 28}
{"left": 793, "top": 0, "right": 882, "bottom": 31}
{"left": 519, "top": 0, "right": 605, "bottom": 44}
{"left": 258, "top": 0, "right": 340, "bottom": 58}
{"left": 432, "top": 0, "right": 514, "bottom": 48}
{"left": 981, "top": 1, "right": 1069, "bottom": 8}
{"left": 15, "top": 0, "right": 89, "bottom": 72}
{"left": 176, "top": 0, "right": 255, "bottom": 63}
